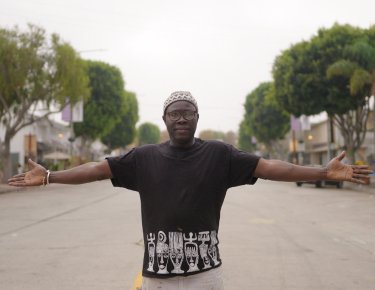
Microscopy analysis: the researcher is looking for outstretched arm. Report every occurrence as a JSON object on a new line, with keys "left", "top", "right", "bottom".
{"left": 8, "top": 159, "right": 113, "bottom": 187}
{"left": 254, "top": 151, "right": 372, "bottom": 184}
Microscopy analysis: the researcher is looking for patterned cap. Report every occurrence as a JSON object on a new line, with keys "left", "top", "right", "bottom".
{"left": 163, "top": 91, "right": 198, "bottom": 114}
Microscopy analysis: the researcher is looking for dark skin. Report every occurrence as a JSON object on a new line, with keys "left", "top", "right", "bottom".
{"left": 8, "top": 100, "right": 373, "bottom": 187}
{"left": 162, "top": 101, "right": 199, "bottom": 148}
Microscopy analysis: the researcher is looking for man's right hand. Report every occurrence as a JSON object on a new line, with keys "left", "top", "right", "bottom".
{"left": 8, "top": 159, "right": 47, "bottom": 187}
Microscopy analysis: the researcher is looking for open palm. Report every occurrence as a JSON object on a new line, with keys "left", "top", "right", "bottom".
{"left": 8, "top": 159, "right": 47, "bottom": 187}
{"left": 326, "top": 151, "right": 372, "bottom": 184}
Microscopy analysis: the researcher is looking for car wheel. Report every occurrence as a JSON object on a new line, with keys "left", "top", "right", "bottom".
{"left": 296, "top": 182, "right": 302, "bottom": 187}
{"left": 315, "top": 181, "right": 322, "bottom": 188}
{"left": 337, "top": 182, "right": 343, "bottom": 188}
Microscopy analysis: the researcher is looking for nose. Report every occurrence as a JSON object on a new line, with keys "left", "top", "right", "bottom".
{"left": 176, "top": 115, "right": 187, "bottom": 123}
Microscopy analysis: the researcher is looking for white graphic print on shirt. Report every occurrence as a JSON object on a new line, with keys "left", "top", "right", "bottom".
{"left": 169, "top": 232, "right": 184, "bottom": 273}
{"left": 147, "top": 233, "right": 156, "bottom": 272}
{"left": 147, "top": 230, "right": 219, "bottom": 274}
{"left": 208, "top": 230, "right": 220, "bottom": 266}
{"left": 198, "top": 231, "right": 212, "bottom": 269}
{"left": 156, "top": 231, "right": 169, "bottom": 274}
{"left": 184, "top": 232, "right": 199, "bottom": 272}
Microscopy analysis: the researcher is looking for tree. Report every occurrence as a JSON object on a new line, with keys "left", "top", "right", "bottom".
{"left": 273, "top": 24, "right": 374, "bottom": 163}
{"left": 138, "top": 122, "right": 160, "bottom": 145}
{"left": 242, "top": 82, "right": 290, "bottom": 158}
{"left": 238, "top": 120, "right": 256, "bottom": 152}
{"left": 101, "top": 91, "right": 139, "bottom": 150}
{"left": 0, "top": 24, "right": 90, "bottom": 180}
{"left": 74, "top": 61, "right": 126, "bottom": 157}
{"left": 223, "top": 131, "right": 237, "bottom": 146}
{"left": 198, "top": 130, "right": 237, "bottom": 145}
{"left": 366, "top": 25, "right": 375, "bottom": 163}
{"left": 160, "top": 130, "right": 170, "bottom": 143}
{"left": 199, "top": 130, "right": 225, "bottom": 141}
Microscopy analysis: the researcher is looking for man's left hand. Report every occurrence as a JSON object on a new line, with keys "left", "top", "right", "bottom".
{"left": 326, "top": 151, "right": 373, "bottom": 184}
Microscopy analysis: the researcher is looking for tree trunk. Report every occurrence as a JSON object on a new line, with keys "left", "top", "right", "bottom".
{"left": 334, "top": 101, "right": 370, "bottom": 165}
{"left": 1, "top": 134, "right": 12, "bottom": 183}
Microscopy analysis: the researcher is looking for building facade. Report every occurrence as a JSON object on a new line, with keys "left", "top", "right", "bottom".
{"left": 291, "top": 110, "right": 375, "bottom": 167}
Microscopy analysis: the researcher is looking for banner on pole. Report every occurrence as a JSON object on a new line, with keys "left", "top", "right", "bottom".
{"left": 61, "top": 98, "right": 84, "bottom": 123}
{"left": 290, "top": 115, "right": 301, "bottom": 132}
{"left": 72, "top": 100, "right": 83, "bottom": 122}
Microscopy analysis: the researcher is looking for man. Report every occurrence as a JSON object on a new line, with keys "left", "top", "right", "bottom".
{"left": 8, "top": 91, "right": 373, "bottom": 290}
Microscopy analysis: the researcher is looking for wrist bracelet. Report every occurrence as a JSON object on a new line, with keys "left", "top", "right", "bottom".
{"left": 46, "top": 170, "right": 51, "bottom": 185}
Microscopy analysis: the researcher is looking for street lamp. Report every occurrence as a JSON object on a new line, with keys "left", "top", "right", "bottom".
{"left": 68, "top": 135, "right": 75, "bottom": 157}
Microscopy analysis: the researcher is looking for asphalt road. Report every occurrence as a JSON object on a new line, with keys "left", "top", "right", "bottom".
{"left": 0, "top": 180, "right": 374, "bottom": 290}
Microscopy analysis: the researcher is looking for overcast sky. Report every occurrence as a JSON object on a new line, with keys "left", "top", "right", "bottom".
{"left": 1, "top": 0, "right": 374, "bottom": 134}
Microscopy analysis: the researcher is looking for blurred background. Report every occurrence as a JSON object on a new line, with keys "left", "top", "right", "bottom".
{"left": 0, "top": 0, "right": 374, "bottom": 181}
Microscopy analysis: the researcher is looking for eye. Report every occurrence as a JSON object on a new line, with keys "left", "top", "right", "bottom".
{"left": 184, "top": 111, "right": 195, "bottom": 120}
{"left": 169, "top": 111, "right": 180, "bottom": 119}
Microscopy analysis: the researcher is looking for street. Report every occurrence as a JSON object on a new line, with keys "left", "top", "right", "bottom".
{"left": 0, "top": 180, "right": 374, "bottom": 290}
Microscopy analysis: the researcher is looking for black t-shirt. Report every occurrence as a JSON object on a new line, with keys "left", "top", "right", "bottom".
{"left": 106, "top": 138, "right": 260, "bottom": 278}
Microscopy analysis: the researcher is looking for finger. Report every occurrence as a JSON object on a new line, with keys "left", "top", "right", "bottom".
{"left": 8, "top": 181, "right": 27, "bottom": 187}
{"left": 351, "top": 165, "right": 372, "bottom": 170}
{"left": 352, "top": 174, "right": 370, "bottom": 179}
{"left": 8, "top": 175, "right": 26, "bottom": 183}
{"left": 336, "top": 151, "right": 346, "bottom": 161}
{"left": 352, "top": 168, "right": 373, "bottom": 174}
{"left": 8, "top": 173, "right": 26, "bottom": 180}
{"left": 8, "top": 178, "right": 24, "bottom": 184}
{"left": 350, "top": 178, "right": 368, "bottom": 185}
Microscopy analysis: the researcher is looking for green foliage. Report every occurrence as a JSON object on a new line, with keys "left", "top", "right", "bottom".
{"left": 343, "top": 40, "right": 375, "bottom": 70}
{"left": 74, "top": 61, "right": 125, "bottom": 140}
{"left": 199, "top": 130, "right": 225, "bottom": 141}
{"left": 0, "top": 24, "right": 89, "bottom": 119}
{"left": 138, "top": 122, "right": 160, "bottom": 145}
{"left": 0, "top": 24, "right": 90, "bottom": 180}
{"left": 198, "top": 130, "right": 237, "bottom": 145}
{"left": 273, "top": 24, "right": 371, "bottom": 117}
{"left": 272, "top": 23, "right": 375, "bottom": 162}
{"left": 52, "top": 36, "right": 91, "bottom": 105}
{"left": 238, "top": 120, "right": 256, "bottom": 152}
{"left": 243, "top": 82, "right": 290, "bottom": 147}
{"left": 101, "top": 91, "right": 139, "bottom": 150}
{"left": 349, "top": 68, "right": 372, "bottom": 95}
{"left": 273, "top": 40, "right": 329, "bottom": 116}
{"left": 326, "top": 60, "right": 358, "bottom": 79}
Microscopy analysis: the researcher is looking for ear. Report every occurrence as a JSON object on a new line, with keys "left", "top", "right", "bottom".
{"left": 196, "top": 113, "right": 199, "bottom": 121}
{"left": 162, "top": 115, "right": 166, "bottom": 123}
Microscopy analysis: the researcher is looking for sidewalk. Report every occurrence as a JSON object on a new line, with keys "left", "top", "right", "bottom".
{"left": 0, "top": 183, "right": 25, "bottom": 194}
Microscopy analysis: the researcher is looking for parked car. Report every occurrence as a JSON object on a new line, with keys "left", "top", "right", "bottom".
{"left": 296, "top": 179, "right": 343, "bottom": 188}
{"left": 295, "top": 164, "right": 344, "bottom": 188}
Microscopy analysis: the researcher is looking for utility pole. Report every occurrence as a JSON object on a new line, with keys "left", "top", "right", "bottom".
{"left": 290, "top": 116, "right": 300, "bottom": 165}
{"left": 327, "top": 116, "right": 335, "bottom": 163}
{"left": 68, "top": 115, "right": 75, "bottom": 158}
